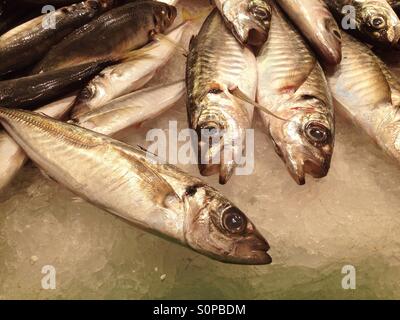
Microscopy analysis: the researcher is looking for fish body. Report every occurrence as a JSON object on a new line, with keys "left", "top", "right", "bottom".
{"left": 0, "top": 60, "right": 113, "bottom": 109}
{"left": 0, "top": 107, "right": 271, "bottom": 265}
{"left": 186, "top": 9, "right": 258, "bottom": 184}
{"left": 257, "top": 4, "right": 335, "bottom": 185}
{"left": 33, "top": 1, "right": 177, "bottom": 73}
{"left": 0, "top": 0, "right": 113, "bottom": 76}
{"left": 75, "top": 81, "right": 186, "bottom": 136}
{"left": 275, "top": 0, "right": 342, "bottom": 65}
{"left": 214, "top": 0, "right": 272, "bottom": 46}
{"left": 0, "top": 94, "right": 76, "bottom": 191}
{"left": 327, "top": 32, "right": 400, "bottom": 163}
{"left": 72, "top": 21, "right": 189, "bottom": 118}
{"left": 326, "top": 0, "right": 400, "bottom": 48}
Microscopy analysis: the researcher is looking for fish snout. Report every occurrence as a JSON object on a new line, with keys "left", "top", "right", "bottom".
{"left": 233, "top": 228, "right": 272, "bottom": 265}
{"left": 285, "top": 153, "right": 331, "bottom": 185}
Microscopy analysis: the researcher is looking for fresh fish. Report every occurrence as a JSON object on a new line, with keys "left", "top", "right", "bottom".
{"left": 72, "top": 21, "right": 189, "bottom": 118}
{"left": 325, "top": 0, "right": 400, "bottom": 48}
{"left": 33, "top": 1, "right": 177, "bottom": 73}
{"left": 0, "top": 0, "right": 113, "bottom": 76}
{"left": 0, "top": 94, "right": 76, "bottom": 191}
{"left": 214, "top": 0, "right": 272, "bottom": 46}
{"left": 186, "top": 9, "right": 258, "bottom": 184}
{"left": 257, "top": 4, "right": 335, "bottom": 185}
{"left": 275, "top": 0, "right": 342, "bottom": 65}
{"left": 75, "top": 81, "right": 186, "bottom": 136}
{"left": 0, "top": 107, "right": 272, "bottom": 265}
{"left": 0, "top": 60, "right": 114, "bottom": 109}
{"left": 326, "top": 32, "right": 400, "bottom": 164}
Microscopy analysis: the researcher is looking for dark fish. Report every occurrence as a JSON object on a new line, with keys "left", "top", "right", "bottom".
{"left": 33, "top": 1, "right": 177, "bottom": 73}
{"left": 0, "top": 0, "right": 114, "bottom": 76}
{"left": 325, "top": 0, "right": 400, "bottom": 48}
{"left": 0, "top": 60, "right": 113, "bottom": 109}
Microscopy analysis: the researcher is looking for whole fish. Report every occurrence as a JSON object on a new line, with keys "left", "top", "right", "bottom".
{"left": 0, "top": 0, "right": 113, "bottom": 76}
{"left": 275, "top": 0, "right": 342, "bottom": 65}
{"left": 214, "top": 0, "right": 272, "bottom": 46}
{"left": 0, "top": 107, "right": 272, "bottom": 265}
{"left": 0, "top": 94, "right": 76, "bottom": 191}
{"left": 327, "top": 32, "right": 400, "bottom": 164}
{"left": 33, "top": 1, "right": 177, "bottom": 73}
{"left": 257, "top": 4, "right": 335, "bottom": 185}
{"left": 0, "top": 82, "right": 182, "bottom": 191}
{"left": 0, "top": 60, "right": 114, "bottom": 109}
{"left": 72, "top": 21, "right": 189, "bottom": 118}
{"left": 325, "top": 0, "right": 400, "bottom": 48}
{"left": 186, "top": 9, "right": 258, "bottom": 184}
{"left": 75, "top": 80, "right": 186, "bottom": 136}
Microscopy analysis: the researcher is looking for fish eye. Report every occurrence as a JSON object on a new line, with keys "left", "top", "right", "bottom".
{"left": 248, "top": 3, "right": 271, "bottom": 21}
{"left": 199, "top": 122, "right": 221, "bottom": 138}
{"left": 222, "top": 207, "right": 247, "bottom": 234}
{"left": 370, "top": 16, "right": 386, "bottom": 29}
{"left": 304, "top": 122, "right": 331, "bottom": 145}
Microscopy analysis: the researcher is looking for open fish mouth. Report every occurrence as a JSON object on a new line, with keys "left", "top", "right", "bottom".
{"left": 286, "top": 157, "right": 331, "bottom": 185}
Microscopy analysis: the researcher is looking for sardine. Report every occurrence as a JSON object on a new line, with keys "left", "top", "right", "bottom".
{"left": 0, "top": 0, "right": 113, "bottom": 76}
{"left": 275, "top": 0, "right": 342, "bottom": 65}
{"left": 0, "top": 94, "right": 76, "bottom": 191}
{"left": 0, "top": 107, "right": 272, "bottom": 265}
{"left": 0, "top": 60, "right": 114, "bottom": 109}
{"left": 257, "top": 4, "right": 335, "bottom": 185}
{"left": 186, "top": 9, "right": 258, "bottom": 184}
{"left": 326, "top": 32, "right": 400, "bottom": 164}
{"left": 325, "top": 0, "right": 400, "bottom": 48}
{"left": 75, "top": 80, "right": 185, "bottom": 136}
{"left": 72, "top": 21, "right": 189, "bottom": 118}
{"left": 33, "top": 1, "right": 177, "bottom": 73}
{"left": 214, "top": 0, "right": 272, "bottom": 46}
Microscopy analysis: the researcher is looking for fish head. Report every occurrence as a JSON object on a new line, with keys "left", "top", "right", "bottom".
{"left": 357, "top": 0, "right": 400, "bottom": 48}
{"left": 183, "top": 184, "right": 271, "bottom": 265}
{"left": 267, "top": 100, "right": 334, "bottom": 185}
{"left": 315, "top": 16, "right": 342, "bottom": 64}
{"left": 151, "top": 2, "right": 177, "bottom": 33}
{"left": 193, "top": 91, "right": 250, "bottom": 184}
{"left": 223, "top": 0, "right": 272, "bottom": 46}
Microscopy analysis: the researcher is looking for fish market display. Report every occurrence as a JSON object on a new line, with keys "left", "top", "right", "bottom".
{"left": 327, "top": 32, "right": 400, "bottom": 164}
{"left": 0, "top": 107, "right": 272, "bottom": 265}
{"left": 213, "top": 0, "right": 272, "bottom": 46}
{"left": 33, "top": 1, "right": 177, "bottom": 73}
{"left": 276, "top": 0, "right": 342, "bottom": 65}
{"left": 72, "top": 21, "right": 189, "bottom": 118}
{"left": 186, "top": 9, "right": 258, "bottom": 184}
{"left": 325, "top": 0, "right": 400, "bottom": 48}
{"left": 0, "top": 60, "right": 114, "bottom": 109}
{"left": 0, "top": 0, "right": 113, "bottom": 76}
{"left": 257, "top": 4, "right": 335, "bottom": 185}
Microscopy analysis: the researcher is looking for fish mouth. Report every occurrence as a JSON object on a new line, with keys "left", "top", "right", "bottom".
{"left": 234, "top": 25, "right": 268, "bottom": 47}
{"left": 231, "top": 231, "right": 272, "bottom": 265}
{"left": 286, "top": 156, "right": 331, "bottom": 185}
{"left": 198, "top": 163, "right": 236, "bottom": 185}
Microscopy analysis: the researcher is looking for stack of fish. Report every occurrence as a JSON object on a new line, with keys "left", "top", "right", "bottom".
{"left": 0, "top": 0, "right": 399, "bottom": 265}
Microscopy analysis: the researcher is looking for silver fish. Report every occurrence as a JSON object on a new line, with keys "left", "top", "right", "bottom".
{"left": 214, "top": 0, "right": 272, "bottom": 46}
{"left": 186, "top": 9, "right": 258, "bottom": 184}
{"left": 275, "top": 0, "right": 342, "bottom": 65}
{"left": 75, "top": 81, "right": 186, "bottom": 136}
{"left": 257, "top": 4, "right": 335, "bottom": 185}
{"left": 0, "top": 94, "right": 76, "bottom": 191}
{"left": 72, "top": 21, "right": 190, "bottom": 118}
{"left": 327, "top": 32, "right": 400, "bottom": 164}
{"left": 0, "top": 107, "right": 272, "bottom": 265}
